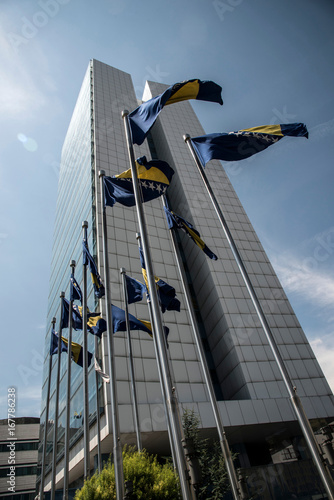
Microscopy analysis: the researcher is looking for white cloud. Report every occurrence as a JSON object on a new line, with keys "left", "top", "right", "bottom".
{"left": 272, "top": 254, "right": 334, "bottom": 315}
{"left": 270, "top": 249, "right": 334, "bottom": 393}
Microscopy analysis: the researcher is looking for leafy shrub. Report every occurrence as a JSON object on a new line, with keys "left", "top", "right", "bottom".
{"left": 74, "top": 446, "right": 180, "bottom": 500}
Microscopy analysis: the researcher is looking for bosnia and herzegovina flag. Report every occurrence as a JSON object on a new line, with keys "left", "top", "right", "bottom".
{"left": 50, "top": 329, "right": 67, "bottom": 356}
{"left": 82, "top": 240, "right": 105, "bottom": 299}
{"left": 164, "top": 206, "right": 218, "bottom": 261}
{"left": 61, "top": 298, "right": 84, "bottom": 331}
{"left": 61, "top": 299, "right": 107, "bottom": 338}
{"left": 87, "top": 312, "right": 107, "bottom": 338}
{"left": 125, "top": 275, "right": 147, "bottom": 304}
{"left": 191, "top": 123, "right": 308, "bottom": 166}
{"left": 138, "top": 246, "right": 181, "bottom": 313}
{"left": 129, "top": 79, "right": 223, "bottom": 145}
{"left": 61, "top": 336, "right": 93, "bottom": 368}
{"left": 104, "top": 156, "right": 174, "bottom": 208}
{"left": 50, "top": 330, "right": 93, "bottom": 367}
{"left": 111, "top": 304, "right": 169, "bottom": 340}
{"left": 70, "top": 274, "right": 82, "bottom": 303}
{"left": 74, "top": 305, "right": 107, "bottom": 338}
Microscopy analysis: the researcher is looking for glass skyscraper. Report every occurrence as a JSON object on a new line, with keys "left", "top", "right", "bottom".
{"left": 38, "top": 60, "right": 334, "bottom": 498}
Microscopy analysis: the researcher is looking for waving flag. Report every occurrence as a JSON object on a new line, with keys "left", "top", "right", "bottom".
{"left": 191, "top": 123, "right": 308, "bottom": 166}
{"left": 129, "top": 79, "right": 223, "bottom": 145}
{"left": 139, "top": 246, "right": 180, "bottom": 313}
{"left": 50, "top": 330, "right": 92, "bottom": 367}
{"left": 94, "top": 357, "right": 110, "bottom": 383}
{"left": 111, "top": 304, "right": 169, "bottom": 339}
{"left": 125, "top": 274, "right": 147, "bottom": 304}
{"left": 61, "top": 299, "right": 106, "bottom": 337}
{"left": 70, "top": 274, "right": 82, "bottom": 303}
{"left": 104, "top": 156, "right": 174, "bottom": 208}
{"left": 82, "top": 239, "right": 105, "bottom": 298}
{"left": 164, "top": 206, "right": 217, "bottom": 260}
{"left": 50, "top": 329, "right": 67, "bottom": 356}
{"left": 61, "top": 336, "right": 93, "bottom": 368}
{"left": 61, "top": 298, "right": 84, "bottom": 330}
{"left": 87, "top": 314, "right": 107, "bottom": 338}
{"left": 74, "top": 305, "right": 107, "bottom": 338}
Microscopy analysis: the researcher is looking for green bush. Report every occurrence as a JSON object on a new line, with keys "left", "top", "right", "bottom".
{"left": 74, "top": 446, "right": 181, "bottom": 500}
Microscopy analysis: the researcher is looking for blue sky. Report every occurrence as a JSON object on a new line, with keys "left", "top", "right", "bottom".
{"left": 0, "top": 0, "right": 333, "bottom": 419}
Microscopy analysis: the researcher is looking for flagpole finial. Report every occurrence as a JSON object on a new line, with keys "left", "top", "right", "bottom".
{"left": 183, "top": 134, "right": 190, "bottom": 142}
{"left": 135, "top": 232, "right": 140, "bottom": 240}
{"left": 122, "top": 109, "right": 129, "bottom": 118}
{"left": 99, "top": 170, "right": 105, "bottom": 178}
{"left": 70, "top": 260, "right": 76, "bottom": 268}
{"left": 120, "top": 267, "right": 126, "bottom": 275}
{"left": 52, "top": 317, "right": 56, "bottom": 325}
{"left": 82, "top": 220, "right": 88, "bottom": 229}
{"left": 60, "top": 291, "right": 65, "bottom": 298}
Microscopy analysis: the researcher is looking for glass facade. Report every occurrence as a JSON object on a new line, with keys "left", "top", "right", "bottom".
{"left": 38, "top": 62, "right": 102, "bottom": 480}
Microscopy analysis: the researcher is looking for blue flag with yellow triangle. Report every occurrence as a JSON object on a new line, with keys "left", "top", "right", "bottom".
{"left": 111, "top": 304, "right": 169, "bottom": 340}
{"left": 61, "top": 299, "right": 106, "bottom": 337}
{"left": 129, "top": 79, "right": 223, "bottom": 145}
{"left": 191, "top": 123, "right": 308, "bottom": 166}
{"left": 82, "top": 239, "right": 105, "bottom": 299}
{"left": 61, "top": 298, "right": 83, "bottom": 331}
{"left": 125, "top": 274, "right": 147, "bottom": 304}
{"left": 70, "top": 273, "right": 82, "bottom": 303}
{"left": 104, "top": 156, "right": 174, "bottom": 208}
{"left": 138, "top": 246, "right": 180, "bottom": 313}
{"left": 50, "top": 330, "right": 92, "bottom": 367}
{"left": 164, "top": 206, "right": 218, "bottom": 261}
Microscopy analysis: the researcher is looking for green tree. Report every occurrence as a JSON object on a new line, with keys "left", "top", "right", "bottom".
{"left": 182, "top": 408, "right": 234, "bottom": 499}
{"left": 74, "top": 446, "right": 181, "bottom": 500}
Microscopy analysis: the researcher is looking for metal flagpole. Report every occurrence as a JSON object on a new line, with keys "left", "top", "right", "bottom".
{"left": 39, "top": 317, "right": 56, "bottom": 499}
{"left": 51, "top": 292, "right": 65, "bottom": 500}
{"left": 120, "top": 268, "right": 142, "bottom": 451}
{"left": 82, "top": 221, "right": 90, "bottom": 481}
{"left": 162, "top": 195, "right": 241, "bottom": 500}
{"left": 137, "top": 230, "right": 197, "bottom": 498}
{"left": 122, "top": 109, "right": 192, "bottom": 500}
{"left": 94, "top": 334, "right": 102, "bottom": 473}
{"left": 63, "top": 260, "right": 76, "bottom": 500}
{"left": 184, "top": 134, "right": 334, "bottom": 500}
{"left": 135, "top": 232, "right": 177, "bottom": 471}
{"left": 98, "top": 171, "right": 124, "bottom": 499}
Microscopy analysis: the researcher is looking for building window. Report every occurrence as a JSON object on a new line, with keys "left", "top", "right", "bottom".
{"left": 282, "top": 447, "right": 297, "bottom": 461}
{"left": 0, "top": 465, "right": 38, "bottom": 478}
{"left": 0, "top": 441, "right": 38, "bottom": 453}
